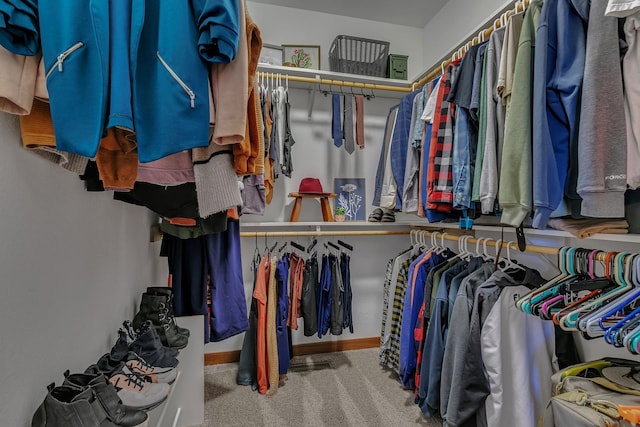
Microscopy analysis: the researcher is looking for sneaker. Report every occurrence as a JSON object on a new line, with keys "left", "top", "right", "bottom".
{"left": 104, "top": 352, "right": 177, "bottom": 384}
{"left": 87, "top": 362, "right": 170, "bottom": 411}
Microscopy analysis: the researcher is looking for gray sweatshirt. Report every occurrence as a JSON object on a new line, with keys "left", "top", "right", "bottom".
{"left": 577, "top": 0, "right": 627, "bottom": 217}
{"left": 479, "top": 26, "right": 506, "bottom": 214}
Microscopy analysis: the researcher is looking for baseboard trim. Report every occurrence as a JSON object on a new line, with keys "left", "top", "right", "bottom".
{"left": 204, "top": 337, "right": 380, "bottom": 366}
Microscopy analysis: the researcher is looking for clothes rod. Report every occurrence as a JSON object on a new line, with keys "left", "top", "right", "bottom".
{"left": 414, "top": 229, "right": 560, "bottom": 256}
{"left": 412, "top": 0, "right": 531, "bottom": 89}
{"left": 239, "top": 230, "right": 410, "bottom": 238}
{"left": 419, "top": 230, "right": 623, "bottom": 262}
{"left": 257, "top": 71, "right": 412, "bottom": 94}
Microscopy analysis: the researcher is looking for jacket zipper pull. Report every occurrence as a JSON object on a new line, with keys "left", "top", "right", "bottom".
{"left": 57, "top": 54, "right": 64, "bottom": 72}
{"left": 189, "top": 91, "right": 195, "bottom": 108}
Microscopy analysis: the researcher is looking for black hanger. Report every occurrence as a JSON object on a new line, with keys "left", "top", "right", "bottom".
{"left": 337, "top": 240, "right": 353, "bottom": 252}
{"left": 307, "top": 238, "right": 318, "bottom": 254}
{"left": 291, "top": 241, "right": 306, "bottom": 252}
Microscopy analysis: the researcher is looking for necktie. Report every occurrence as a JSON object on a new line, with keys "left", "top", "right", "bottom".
{"left": 343, "top": 95, "right": 355, "bottom": 154}
{"left": 332, "top": 94, "right": 343, "bottom": 147}
{"left": 355, "top": 95, "right": 364, "bottom": 149}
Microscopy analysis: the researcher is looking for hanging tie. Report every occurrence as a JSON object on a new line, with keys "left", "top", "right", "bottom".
{"left": 332, "top": 94, "right": 343, "bottom": 147}
{"left": 355, "top": 95, "right": 365, "bottom": 149}
{"left": 343, "top": 94, "right": 355, "bottom": 154}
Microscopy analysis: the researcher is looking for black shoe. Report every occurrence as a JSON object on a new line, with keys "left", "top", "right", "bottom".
{"left": 126, "top": 321, "right": 179, "bottom": 368}
{"left": 62, "top": 371, "right": 148, "bottom": 427}
{"left": 132, "top": 294, "right": 188, "bottom": 349}
{"left": 145, "top": 287, "right": 190, "bottom": 337}
{"left": 32, "top": 384, "right": 104, "bottom": 427}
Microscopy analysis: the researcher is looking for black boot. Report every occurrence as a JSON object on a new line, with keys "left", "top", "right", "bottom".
{"left": 132, "top": 294, "right": 188, "bottom": 350}
{"left": 32, "top": 384, "right": 117, "bottom": 427}
{"left": 145, "top": 287, "right": 190, "bottom": 337}
{"left": 62, "top": 371, "right": 148, "bottom": 427}
{"left": 127, "top": 321, "right": 179, "bottom": 368}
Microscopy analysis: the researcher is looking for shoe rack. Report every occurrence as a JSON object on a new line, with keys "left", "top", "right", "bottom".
{"left": 148, "top": 315, "right": 204, "bottom": 427}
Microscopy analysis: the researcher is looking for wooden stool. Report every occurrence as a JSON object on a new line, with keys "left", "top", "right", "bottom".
{"left": 288, "top": 192, "right": 337, "bottom": 222}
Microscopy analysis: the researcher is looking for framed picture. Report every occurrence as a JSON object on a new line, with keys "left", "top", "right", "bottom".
{"left": 334, "top": 178, "right": 366, "bottom": 221}
{"left": 258, "top": 44, "right": 284, "bottom": 66}
{"left": 282, "top": 45, "right": 321, "bottom": 70}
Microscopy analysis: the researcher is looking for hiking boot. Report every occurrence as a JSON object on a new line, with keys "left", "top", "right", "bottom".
{"left": 62, "top": 371, "right": 148, "bottom": 427}
{"left": 132, "top": 294, "right": 188, "bottom": 349}
{"left": 146, "top": 287, "right": 190, "bottom": 337}
{"left": 124, "top": 322, "right": 179, "bottom": 368}
{"left": 97, "top": 352, "right": 177, "bottom": 384}
{"left": 31, "top": 384, "right": 125, "bottom": 427}
{"left": 86, "top": 362, "right": 169, "bottom": 411}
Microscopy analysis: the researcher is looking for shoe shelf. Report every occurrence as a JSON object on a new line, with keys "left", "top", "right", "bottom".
{"left": 147, "top": 315, "right": 204, "bottom": 427}
{"left": 148, "top": 371, "right": 181, "bottom": 427}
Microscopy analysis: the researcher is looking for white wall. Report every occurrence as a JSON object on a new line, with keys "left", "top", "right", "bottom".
{"left": 246, "top": 1, "right": 424, "bottom": 79}
{"left": 0, "top": 112, "right": 159, "bottom": 426}
{"left": 421, "top": 0, "right": 510, "bottom": 71}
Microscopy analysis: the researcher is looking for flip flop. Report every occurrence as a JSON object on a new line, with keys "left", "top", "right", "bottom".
{"left": 381, "top": 211, "right": 396, "bottom": 222}
{"left": 368, "top": 208, "right": 383, "bottom": 222}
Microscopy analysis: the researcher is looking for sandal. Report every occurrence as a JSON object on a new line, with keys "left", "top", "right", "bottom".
{"left": 368, "top": 208, "right": 383, "bottom": 222}
{"left": 381, "top": 211, "right": 396, "bottom": 222}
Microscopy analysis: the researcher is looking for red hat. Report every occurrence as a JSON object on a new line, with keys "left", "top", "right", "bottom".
{"left": 298, "top": 177, "right": 330, "bottom": 194}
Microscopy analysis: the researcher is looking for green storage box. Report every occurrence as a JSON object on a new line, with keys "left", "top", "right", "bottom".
{"left": 387, "top": 54, "right": 408, "bottom": 80}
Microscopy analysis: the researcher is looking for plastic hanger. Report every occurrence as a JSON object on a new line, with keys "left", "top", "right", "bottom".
{"left": 338, "top": 239, "right": 353, "bottom": 253}
{"left": 558, "top": 252, "right": 632, "bottom": 331}
{"left": 580, "top": 254, "right": 639, "bottom": 337}
{"left": 436, "top": 232, "right": 448, "bottom": 255}
{"left": 503, "top": 241, "right": 526, "bottom": 272}
{"left": 515, "top": 247, "right": 573, "bottom": 314}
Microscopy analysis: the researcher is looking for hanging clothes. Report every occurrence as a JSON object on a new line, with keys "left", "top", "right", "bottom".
{"left": 340, "top": 251, "right": 354, "bottom": 333}
{"left": 275, "top": 255, "right": 290, "bottom": 376}
{"left": 253, "top": 256, "right": 269, "bottom": 395}
{"left": 301, "top": 255, "right": 319, "bottom": 337}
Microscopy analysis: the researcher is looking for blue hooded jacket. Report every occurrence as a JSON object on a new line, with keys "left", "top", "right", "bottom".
{"left": 0, "top": 0, "right": 239, "bottom": 163}
{"left": 532, "top": 0, "right": 590, "bottom": 228}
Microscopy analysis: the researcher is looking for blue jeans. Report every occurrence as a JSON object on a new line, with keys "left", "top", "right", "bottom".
{"left": 452, "top": 108, "right": 472, "bottom": 209}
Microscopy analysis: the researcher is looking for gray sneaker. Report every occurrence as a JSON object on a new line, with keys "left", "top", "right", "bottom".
{"left": 93, "top": 362, "right": 170, "bottom": 411}
{"left": 120, "top": 352, "right": 177, "bottom": 384}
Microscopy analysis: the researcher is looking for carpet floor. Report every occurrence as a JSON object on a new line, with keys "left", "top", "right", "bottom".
{"left": 200, "top": 348, "right": 443, "bottom": 426}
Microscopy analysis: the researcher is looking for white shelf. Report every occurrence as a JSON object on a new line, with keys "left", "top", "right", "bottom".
{"left": 257, "top": 64, "right": 410, "bottom": 88}
{"left": 239, "top": 219, "right": 640, "bottom": 244}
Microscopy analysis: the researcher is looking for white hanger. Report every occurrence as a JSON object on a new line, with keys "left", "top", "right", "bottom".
{"left": 437, "top": 232, "right": 448, "bottom": 254}
{"left": 483, "top": 238, "right": 496, "bottom": 262}
{"left": 504, "top": 241, "right": 526, "bottom": 271}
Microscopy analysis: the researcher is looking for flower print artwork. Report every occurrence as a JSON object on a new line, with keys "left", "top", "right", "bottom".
{"left": 282, "top": 45, "right": 320, "bottom": 70}
{"left": 334, "top": 178, "right": 366, "bottom": 221}
{"left": 291, "top": 48, "right": 312, "bottom": 68}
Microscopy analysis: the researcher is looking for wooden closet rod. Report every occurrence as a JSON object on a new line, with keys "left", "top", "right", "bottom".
{"left": 412, "top": 0, "right": 531, "bottom": 90}
{"left": 416, "top": 229, "right": 558, "bottom": 256}
{"left": 239, "top": 230, "right": 410, "bottom": 238}
{"left": 240, "top": 227, "right": 626, "bottom": 261}
{"left": 416, "top": 229, "right": 625, "bottom": 261}
{"left": 257, "top": 71, "right": 412, "bottom": 94}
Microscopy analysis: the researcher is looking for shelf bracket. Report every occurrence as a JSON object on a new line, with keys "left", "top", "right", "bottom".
{"left": 307, "top": 75, "right": 320, "bottom": 120}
